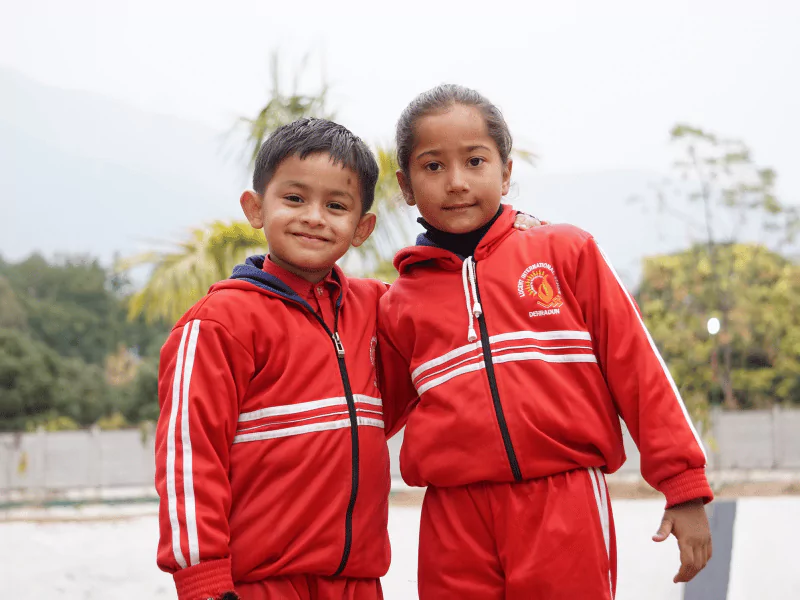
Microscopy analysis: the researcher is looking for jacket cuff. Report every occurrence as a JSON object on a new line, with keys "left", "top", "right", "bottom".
{"left": 658, "top": 467, "right": 714, "bottom": 508}
{"left": 173, "top": 557, "right": 236, "bottom": 600}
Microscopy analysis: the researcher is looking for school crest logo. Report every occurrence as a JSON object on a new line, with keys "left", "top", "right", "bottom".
{"left": 518, "top": 263, "right": 564, "bottom": 317}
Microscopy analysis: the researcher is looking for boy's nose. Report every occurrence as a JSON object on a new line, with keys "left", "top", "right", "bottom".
{"left": 301, "top": 204, "right": 325, "bottom": 225}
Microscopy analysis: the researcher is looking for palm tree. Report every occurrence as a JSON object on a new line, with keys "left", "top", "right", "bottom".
{"left": 120, "top": 221, "right": 268, "bottom": 323}
{"left": 120, "top": 53, "right": 413, "bottom": 323}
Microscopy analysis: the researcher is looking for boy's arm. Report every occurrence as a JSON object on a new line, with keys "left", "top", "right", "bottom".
{"left": 377, "top": 312, "right": 419, "bottom": 439}
{"left": 573, "top": 236, "right": 713, "bottom": 508}
{"left": 155, "top": 318, "right": 253, "bottom": 600}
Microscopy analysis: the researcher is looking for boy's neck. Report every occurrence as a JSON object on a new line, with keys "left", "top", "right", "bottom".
{"left": 268, "top": 254, "right": 332, "bottom": 284}
{"left": 418, "top": 205, "right": 505, "bottom": 258}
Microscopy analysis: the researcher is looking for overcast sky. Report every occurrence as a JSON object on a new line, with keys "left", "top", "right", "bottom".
{"left": 2, "top": 0, "right": 799, "bottom": 200}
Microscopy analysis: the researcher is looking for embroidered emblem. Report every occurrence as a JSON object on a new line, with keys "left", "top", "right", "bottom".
{"left": 518, "top": 263, "right": 564, "bottom": 317}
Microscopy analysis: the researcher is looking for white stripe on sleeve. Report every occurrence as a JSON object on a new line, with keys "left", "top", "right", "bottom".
{"left": 180, "top": 320, "right": 202, "bottom": 566}
{"left": 166, "top": 322, "right": 190, "bottom": 569}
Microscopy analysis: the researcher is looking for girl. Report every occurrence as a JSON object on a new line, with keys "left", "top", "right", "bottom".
{"left": 378, "top": 85, "right": 713, "bottom": 600}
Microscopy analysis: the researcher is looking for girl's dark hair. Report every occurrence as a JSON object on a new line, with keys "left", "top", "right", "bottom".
{"left": 252, "top": 118, "right": 379, "bottom": 213}
{"left": 395, "top": 84, "right": 513, "bottom": 176}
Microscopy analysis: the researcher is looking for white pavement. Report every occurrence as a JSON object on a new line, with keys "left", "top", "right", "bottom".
{"left": 1, "top": 498, "right": 798, "bottom": 599}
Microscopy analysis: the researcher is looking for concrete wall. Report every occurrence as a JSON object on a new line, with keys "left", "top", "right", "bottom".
{"left": 2, "top": 407, "right": 799, "bottom": 492}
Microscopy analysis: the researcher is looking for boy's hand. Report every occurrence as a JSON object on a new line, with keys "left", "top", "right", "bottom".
{"left": 652, "top": 498, "right": 712, "bottom": 583}
{"left": 513, "top": 213, "right": 546, "bottom": 230}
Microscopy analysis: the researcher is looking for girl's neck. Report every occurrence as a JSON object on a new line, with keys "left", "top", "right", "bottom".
{"left": 418, "top": 205, "right": 505, "bottom": 258}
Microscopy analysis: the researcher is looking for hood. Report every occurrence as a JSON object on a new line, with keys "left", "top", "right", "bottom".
{"left": 209, "top": 254, "right": 346, "bottom": 313}
{"left": 393, "top": 204, "right": 518, "bottom": 275}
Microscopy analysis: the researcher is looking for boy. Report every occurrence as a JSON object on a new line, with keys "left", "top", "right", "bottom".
{"left": 154, "top": 118, "right": 391, "bottom": 600}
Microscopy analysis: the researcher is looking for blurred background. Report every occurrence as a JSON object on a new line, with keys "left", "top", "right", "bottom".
{"left": 1, "top": 1, "right": 799, "bottom": 599}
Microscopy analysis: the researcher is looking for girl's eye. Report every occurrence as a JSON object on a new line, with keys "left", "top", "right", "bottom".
{"left": 468, "top": 157, "right": 485, "bottom": 167}
{"left": 425, "top": 163, "right": 442, "bottom": 172}
{"left": 285, "top": 195, "right": 303, "bottom": 203}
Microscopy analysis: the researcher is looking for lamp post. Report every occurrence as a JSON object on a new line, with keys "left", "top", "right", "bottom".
{"left": 707, "top": 316, "right": 720, "bottom": 398}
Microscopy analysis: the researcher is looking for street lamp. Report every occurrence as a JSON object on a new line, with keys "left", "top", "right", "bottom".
{"left": 707, "top": 317, "right": 721, "bottom": 336}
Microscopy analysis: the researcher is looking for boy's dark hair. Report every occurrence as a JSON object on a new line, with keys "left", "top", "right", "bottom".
{"left": 395, "top": 84, "right": 513, "bottom": 177}
{"left": 252, "top": 118, "right": 379, "bottom": 214}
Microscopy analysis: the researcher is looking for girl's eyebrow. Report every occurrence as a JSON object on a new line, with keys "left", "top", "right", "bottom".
{"left": 466, "top": 145, "right": 492, "bottom": 153}
{"left": 416, "top": 149, "right": 440, "bottom": 160}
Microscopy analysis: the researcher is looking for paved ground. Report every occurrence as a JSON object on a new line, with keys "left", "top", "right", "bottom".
{"left": 1, "top": 498, "right": 798, "bottom": 599}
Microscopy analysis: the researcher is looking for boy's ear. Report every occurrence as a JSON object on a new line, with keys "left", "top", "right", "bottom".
{"left": 240, "top": 190, "right": 264, "bottom": 229}
{"left": 501, "top": 158, "right": 513, "bottom": 196}
{"left": 396, "top": 170, "right": 415, "bottom": 206}
{"left": 351, "top": 212, "right": 377, "bottom": 248}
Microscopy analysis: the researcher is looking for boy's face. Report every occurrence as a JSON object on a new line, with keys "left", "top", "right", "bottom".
{"left": 241, "top": 153, "right": 376, "bottom": 283}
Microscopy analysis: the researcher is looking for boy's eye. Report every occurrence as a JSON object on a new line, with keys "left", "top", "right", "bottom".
{"left": 285, "top": 195, "right": 303, "bottom": 203}
{"left": 468, "top": 157, "right": 485, "bottom": 167}
{"left": 425, "top": 163, "right": 442, "bottom": 172}
{"left": 328, "top": 202, "right": 347, "bottom": 211}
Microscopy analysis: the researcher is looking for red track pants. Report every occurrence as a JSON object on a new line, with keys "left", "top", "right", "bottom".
{"left": 418, "top": 468, "right": 616, "bottom": 599}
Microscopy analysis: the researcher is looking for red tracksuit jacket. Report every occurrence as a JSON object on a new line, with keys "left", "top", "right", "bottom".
{"left": 155, "top": 256, "right": 391, "bottom": 600}
{"left": 378, "top": 206, "right": 713, "bottom": 508}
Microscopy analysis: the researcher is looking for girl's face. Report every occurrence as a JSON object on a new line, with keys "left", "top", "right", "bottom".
{"left": 398, "top": 104, "right": 512, "bottom": 234}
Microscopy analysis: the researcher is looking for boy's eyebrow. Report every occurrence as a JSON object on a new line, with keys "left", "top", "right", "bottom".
{"left": 329, "top": 189, "right": 355, "bottom": 201}
{"left": 283, "top": 180, "right": 354, "bottom": 202}
{"left": 284, "top": 180, "right": 311, "bottom": 190}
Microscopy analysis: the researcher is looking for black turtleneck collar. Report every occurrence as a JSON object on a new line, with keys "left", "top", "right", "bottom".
{"left": 418, "top": 205, "right": 505, "bottom": 258}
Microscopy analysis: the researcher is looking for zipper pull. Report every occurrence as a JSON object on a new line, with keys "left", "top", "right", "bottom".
{"left": 333, "top": 332, "right": 346, "bottom": 358}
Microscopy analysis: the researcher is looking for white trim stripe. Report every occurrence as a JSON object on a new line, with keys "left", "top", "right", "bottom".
{"left": 415, "top": 352, "right": 598, "bottom": 395}
{"left": 239, "top": 395, "right": 382, "bottom": 422}
{"left": 597, "top": 245, "right": 708, "bottom": 463}
{"left": 180, "top": 320, "right": 201, "bottom": 566}
{"left": 237, "top": 408, "right": 383, "bottom": 433}
{"left": 415, "top": 343, "right": 594, "bottom": 385}
{"left": 411, "top": 330, "right": 593, "bottom": 380}
{"left": 233, "top": 416, "right": 385, "bottom": 444}
{"left": 417, "top": 361, "right": 486, "bottom": 395}
{"left": 588, "top": 467, "right": 613, "bottom": 598}
{"left": 166, "top": 323, "right": 190, "bottom": 569}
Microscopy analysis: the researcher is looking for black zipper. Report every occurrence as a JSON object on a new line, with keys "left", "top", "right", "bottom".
{"left": 252, "top": 279, "right": 360, "bottom": 575}
{"left": 308, "top": 295, "right": 359, "bottom": 577}
{"left": 472, "top": 263, "right": 523, "bottom": 482}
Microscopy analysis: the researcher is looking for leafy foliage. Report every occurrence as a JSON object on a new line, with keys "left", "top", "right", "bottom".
{"left": 639, "top": 244, "right": 800, "bottom": 412}
{"left": 0, "top": 255, "right": 168, "bottom": 431}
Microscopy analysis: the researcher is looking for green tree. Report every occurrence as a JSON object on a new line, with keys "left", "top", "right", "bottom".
{"left": 637, "top": 125, "right": 800, "bottom": 409}
{"left": 120, "top": 359, "right": 160, "bottom": 423}
{"left": 0, "top": 329, "right": 60, "bottom": 430}
{"left": 0, "top": 274, "right": 27, "bottom": 330}
{"left": 638, "top": 244, "right": 800, "bottom": 416}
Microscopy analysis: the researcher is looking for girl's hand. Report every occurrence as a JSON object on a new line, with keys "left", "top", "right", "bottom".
{"left": 513, "top": 213, "right": 546, "bottom": 230}
{"left": 652, "top": 498, "right": 713, "bottom": 583}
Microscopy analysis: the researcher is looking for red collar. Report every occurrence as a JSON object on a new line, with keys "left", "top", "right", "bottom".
{"left": 261, "top": 256, "right": 345, "bottom": 302}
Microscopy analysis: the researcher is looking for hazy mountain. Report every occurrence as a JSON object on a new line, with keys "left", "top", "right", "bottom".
{"left": 0, "top": 68, "right": 693, "bottom": 287}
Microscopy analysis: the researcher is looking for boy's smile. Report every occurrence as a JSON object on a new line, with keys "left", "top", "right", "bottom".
{"left": 241, "top": 152, "right": 375, "bottom": 283}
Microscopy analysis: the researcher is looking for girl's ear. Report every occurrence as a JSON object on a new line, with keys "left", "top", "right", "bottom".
{"left": 501, "top": 158, "right": 513, "bottom": 196}
{"left": 396, "top": 170, "right": 415, "bottom": 206}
